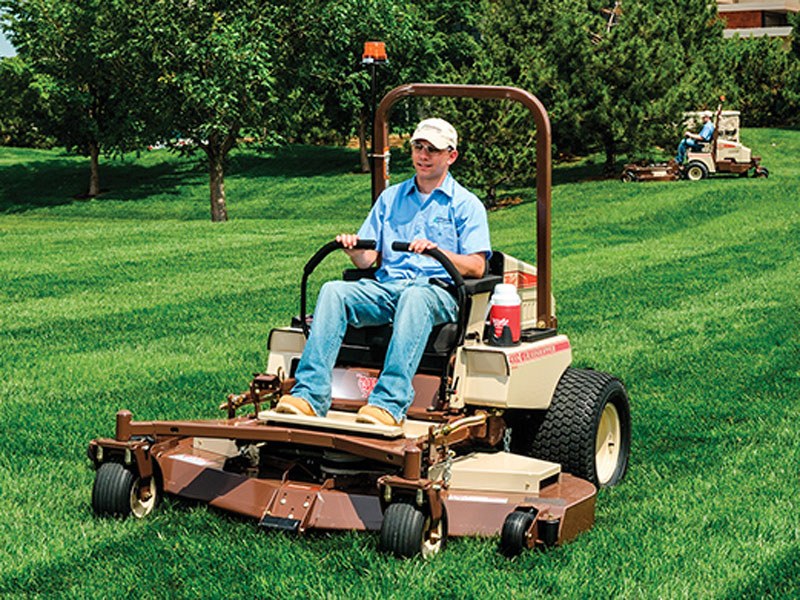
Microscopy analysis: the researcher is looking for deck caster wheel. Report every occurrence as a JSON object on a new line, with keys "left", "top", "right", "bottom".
{"left": 379, "top": 501, "right": 446, "bottom": 558}
{"left": 500, "top": 510, "right": 536, "bottom": 556}
{"left": 755, "top": 167, "right": 769, "bottom": 178}
{"left": 92, "top": 462, "right": 158, "bottom": 518}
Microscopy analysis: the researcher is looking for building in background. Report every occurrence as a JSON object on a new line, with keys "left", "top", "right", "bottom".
{"left": 718, "top": 0, "right": 799, "bottom": 38}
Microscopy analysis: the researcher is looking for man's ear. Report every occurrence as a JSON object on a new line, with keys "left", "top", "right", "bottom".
{"left": 447, "top": 149, "right": 459, "bottom": 166}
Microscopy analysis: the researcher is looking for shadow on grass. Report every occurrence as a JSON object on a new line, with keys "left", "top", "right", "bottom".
{"left": 0, "top": 156, "right": 200, "bottom": 214}
{"left": 0, "top": 145, "right": 371, "bottom": 215}
{"left": 720, "top": 544, "right": 800, "bottom": 599}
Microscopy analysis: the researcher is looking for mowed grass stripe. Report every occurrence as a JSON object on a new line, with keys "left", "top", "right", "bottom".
{"left": 0, "top": 132, "right": 798, "bottom": 597}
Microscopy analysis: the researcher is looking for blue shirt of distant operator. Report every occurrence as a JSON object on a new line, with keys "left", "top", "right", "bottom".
{"left": 358, "top": 173, "right": 491, "bottom": 283}
{"left": 699, "top": 120, "right": 715, "bottom": 141}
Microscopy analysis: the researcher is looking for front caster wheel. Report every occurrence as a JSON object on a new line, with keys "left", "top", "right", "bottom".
{"left": 92, "top": 462, "right": 158, "bottom": 518}
{"left": 379, "top": 501, "right": 446, "bottom": 558}
{"left": 500, "top": 510, "right": 536, "bottom": 556}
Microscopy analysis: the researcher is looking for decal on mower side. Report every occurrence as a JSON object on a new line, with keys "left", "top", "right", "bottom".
{"left": 507, "top": 340, "right": 570, "bottom": 368}
{"left": 170, "top": 454, "right": 216, "bottom": 467}
{"left": 355, "top": 372, "right": 379, "bottom": 399}
{"left": 504, "top": 271, "right": 537, "bottom": 289}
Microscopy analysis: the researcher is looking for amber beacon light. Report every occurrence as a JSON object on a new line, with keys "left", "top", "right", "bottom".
{"left": 362, "top": 41, "right": 387, "bottom": 64}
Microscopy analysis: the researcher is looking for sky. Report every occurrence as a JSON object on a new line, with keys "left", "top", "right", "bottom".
{"left": 1, "top": 30, "right": 15, "bottom": 57}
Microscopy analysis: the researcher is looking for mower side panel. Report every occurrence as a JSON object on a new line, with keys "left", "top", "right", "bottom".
{"left": 444, "top": 474, "right": 596, "bottom": 541}
{"left": 266, "top": 327, "right": 305, "bottom": 376}
{"left": 455, "top": 335, "right": 572, "bottom": 409}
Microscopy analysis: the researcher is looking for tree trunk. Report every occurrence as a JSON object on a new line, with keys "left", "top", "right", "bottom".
{"left": 358, "top": 109, "right": 370, "bottom": 173}
{"left": 208, "top": 148, "right": 228, "bottom": 222}
{"left": 603, "top": 132, "right": 617, "bottom": 175}
{"left": 88, "top": 140, "right": 101, "bottom": 197}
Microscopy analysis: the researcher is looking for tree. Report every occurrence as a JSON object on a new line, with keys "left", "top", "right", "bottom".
{"left": 0, "top": 56, "right": 54, "bottom": 147}
{"left": 470, "top": 0, "right": 724, "bottom": 180}
{"left": 719, "top": 35, "right": 800, "bottom": 127}
{"left": 272, "top": 0, "right": 483, "bottom": 173}
{"left": 131, "top": 0, "right": 278, "bottom": 222}
{"left": 2, "top": 0, "right": 151, "bottom": 196}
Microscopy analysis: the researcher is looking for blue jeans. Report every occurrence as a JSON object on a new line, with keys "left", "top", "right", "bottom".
{"left": 291, "top": 277, "right": 458, "bottom": 422}
{"left": 676, "top": 138, "right": 703, "bottom": 164}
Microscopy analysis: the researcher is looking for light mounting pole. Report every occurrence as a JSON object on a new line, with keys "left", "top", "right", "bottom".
{"left": 361, "top": 41, "right": 387, "bottom": 199}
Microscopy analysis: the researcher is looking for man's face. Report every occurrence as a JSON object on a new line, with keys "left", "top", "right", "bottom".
{"left": 411, "top": 139, "right": 457, "bottom": 185}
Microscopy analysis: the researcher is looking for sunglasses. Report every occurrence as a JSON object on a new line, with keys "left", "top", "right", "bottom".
{"left": 411, "top": 140, "right": 450, "bottom": 154}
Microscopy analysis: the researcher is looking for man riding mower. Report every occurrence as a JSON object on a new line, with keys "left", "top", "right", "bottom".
{"left": 88, "top": 84, "right": 632, "bottom": 558}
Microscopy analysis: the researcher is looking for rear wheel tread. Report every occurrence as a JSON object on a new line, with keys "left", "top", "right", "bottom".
{"left": 92, "top": 462, "right": 135, "bottom": 517}
{"left": 513, "top": 368, "right": 631, "bottom": 487}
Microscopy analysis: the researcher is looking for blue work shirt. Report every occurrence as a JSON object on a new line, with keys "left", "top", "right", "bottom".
{"left": 358, "top": 173, "right": 491, "bottom": 283}
{"left": 699, "top": 121, "right": 715, "bottom": 142}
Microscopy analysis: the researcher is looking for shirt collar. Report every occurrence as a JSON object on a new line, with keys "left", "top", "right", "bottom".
{"left": 406, "top": 173, "right": 455, "bottom": 199}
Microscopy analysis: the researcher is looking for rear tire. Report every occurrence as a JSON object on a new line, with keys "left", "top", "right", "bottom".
{"left": 755, "top": 167, "right": 769, "bottom": 178}
{"left": 510, "top": 368, "right": 631, "bottom": 488}
{"left": 92, "top": 462, "right": 158, "bottom": 518}
{"left": 685, "top": 161, "right": 708, "bottom": 181}
{"left": 620, "top": 170, "right": 637, "bottom": 183}
{"left": 380, "top": 502, "right": 446, "bottom": 558}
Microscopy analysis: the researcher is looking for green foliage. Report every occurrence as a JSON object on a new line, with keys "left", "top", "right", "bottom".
{"left": 271, "top": 0, "right": 483, "bottom": 174}
{"left": 719, "top": 35, "right": 800, "bottom": 128}
{"left": 133, "top": 0, "right": 277, "bottom": 146}
{"left": 470, "top": 0, "right": 725, "bottom": 179}
{"left": 0, "top": 56, "right": 54, "bottom": 148}
{"left": 1, "top": 0, "right": 150, "bottom": 155}
{"left": 0, "top": 129, "right": 799, "bottom": 595}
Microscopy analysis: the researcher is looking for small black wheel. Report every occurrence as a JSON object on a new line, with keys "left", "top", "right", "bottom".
{"left": 755, "top": 167, "right": 769, "bottom": 178}
{"left": 620, "top": 170, "right": 637, "bottom": 183}
{"left": 685, "top": 161, "right": 708, "bottom": 181}
{"left": 509, "top": 368, "right": 631, "bottom": 488}
{"left": 379, "top": 501, "right": 446, "bottom": 558}
{"left": 500, "top": 510, "right": 536, "bottom": 556}
{"left": 92, "top": 462, "right": 158, "bottom": 518}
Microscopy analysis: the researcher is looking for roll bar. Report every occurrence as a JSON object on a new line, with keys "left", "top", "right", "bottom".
{"left": 370, "top": 84, "right": 554, "bottom": 328}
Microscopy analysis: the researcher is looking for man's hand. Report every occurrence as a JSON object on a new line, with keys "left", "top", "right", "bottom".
{"left": 408, "top": 238, "right": 439, "bottom": 253}
{"left": 409, "top": 238, "right": 485, "bottom": 278}
{"left": 336, "top": 233, "right": 377, "bottom": 269}
{"left": 336, "top": 233, "right": 360, "bottom": 249}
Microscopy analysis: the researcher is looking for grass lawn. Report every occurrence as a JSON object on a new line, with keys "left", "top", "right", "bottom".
{"left": 1, "top": 129, "right": 799, "bottom": 598}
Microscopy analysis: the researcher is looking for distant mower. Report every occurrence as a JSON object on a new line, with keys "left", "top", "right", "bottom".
{"left": 621, "top": 105, "right": 768, "bottom": 182}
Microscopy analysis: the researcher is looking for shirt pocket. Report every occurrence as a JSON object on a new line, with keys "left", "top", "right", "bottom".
{"left": 428, "top": 215, "right": 457, "bottom": 249}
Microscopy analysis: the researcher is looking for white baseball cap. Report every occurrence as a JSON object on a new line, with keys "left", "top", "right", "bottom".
{"left": 410, "top": 118, "right": 458, "bottom": 150}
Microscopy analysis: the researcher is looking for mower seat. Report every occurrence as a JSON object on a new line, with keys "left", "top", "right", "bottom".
{"left": 336, "top": 269, "right": 502, "bottom": 372}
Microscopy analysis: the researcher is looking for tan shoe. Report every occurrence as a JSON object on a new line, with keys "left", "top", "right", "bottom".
{"left": 356, "top": 404, "right": 400, "bottom": 426}
{"left": 275, "top": 395, "right": 317, "bottom": 417}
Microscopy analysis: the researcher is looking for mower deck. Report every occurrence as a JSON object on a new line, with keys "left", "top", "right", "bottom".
{"left": 89, "top": 409, "right": 597, "bottom": 544}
